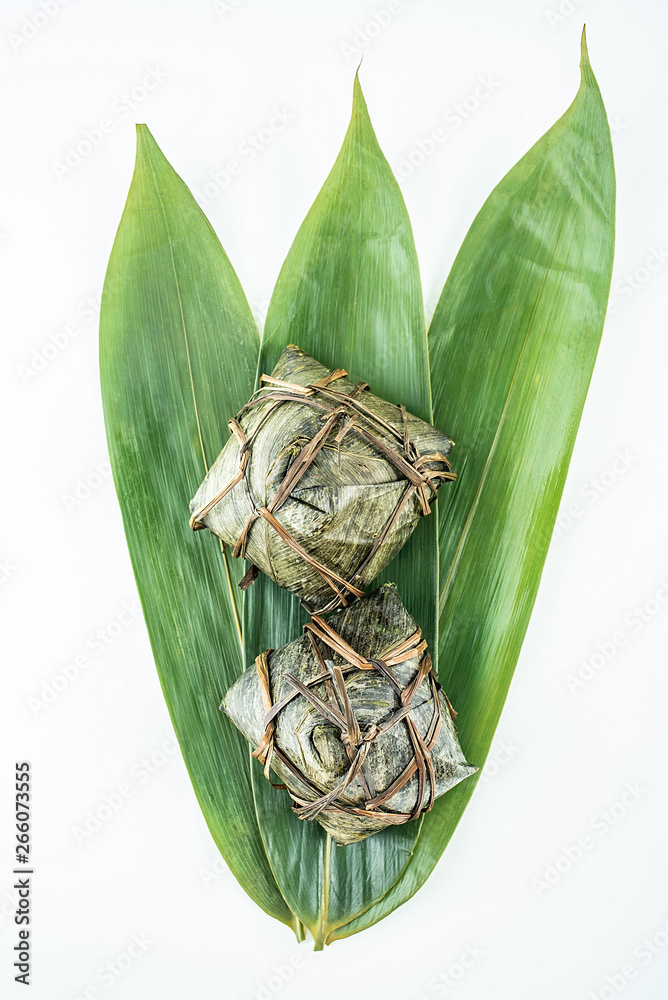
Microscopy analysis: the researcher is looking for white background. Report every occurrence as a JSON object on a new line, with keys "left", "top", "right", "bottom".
{"left": 1, "top": 1, "right": 667, "bottom": 998}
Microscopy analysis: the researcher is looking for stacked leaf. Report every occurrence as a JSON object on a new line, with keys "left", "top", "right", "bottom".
{"left": 100, "top": 30, "right": 615, "bottom": 948}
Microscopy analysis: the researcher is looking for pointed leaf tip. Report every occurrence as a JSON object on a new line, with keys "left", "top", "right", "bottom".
{"left": 134, "top": 123, "right": 157, "bottom": 161}
{"left": 352, "top": 72, "right": 368, "bottom": 118}
{"left": 578, "top": 24, "right": 598, "bottom": 89}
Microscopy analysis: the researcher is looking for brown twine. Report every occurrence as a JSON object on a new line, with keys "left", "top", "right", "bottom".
{"left": 190, "top": 366, "right": 456, "bottom": 612}
{"left": 251, "top": 617, "right": 446, "bottom": 825}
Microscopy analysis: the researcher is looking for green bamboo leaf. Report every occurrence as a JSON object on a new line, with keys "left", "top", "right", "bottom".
{"left": 99, "top": 126, "right": 296, "bottom": 928}
{"left": 244, "top": 77, "right": 438, "bottom": 947}
{"left": 332, "top": 29, "right": 615, "bottom": 941}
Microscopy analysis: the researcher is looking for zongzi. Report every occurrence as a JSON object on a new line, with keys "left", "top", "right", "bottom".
{"left": 222, "top": 583, "right": 476, "bottom": 845}
{"left": 190, "top": 345, "right": 455, "bottom": 613}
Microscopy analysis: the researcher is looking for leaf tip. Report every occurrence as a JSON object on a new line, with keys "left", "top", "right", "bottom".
{"left": 578, "top": 23, "right": 597, "bottom": 88}
{"left": 133, "top": 124, "right": 171, "bottom": 174}
{"left": 135, "top": 123, "right": 153, "bottom": 150}
{"left": 352, "top": 68, "right": 368, "bottom": 119}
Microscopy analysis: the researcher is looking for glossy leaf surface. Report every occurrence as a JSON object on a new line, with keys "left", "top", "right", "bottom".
{"left": 101, "top": 33, "right": 615, "bottom": 948}
{"left": 332, "top": 32, "right": 615, "bottom": 940}
{"left": 245, "top": 77, "right": 437, "bottom": 948}
{"left": 100, "top": 127, "right": 295, "bottom": 928}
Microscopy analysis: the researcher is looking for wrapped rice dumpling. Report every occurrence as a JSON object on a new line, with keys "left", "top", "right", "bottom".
{"left": 190, "top": 345, "right": 455, "bottom": 613}
{"left": 222, "top": 583, "right": 476, "bottom": 845}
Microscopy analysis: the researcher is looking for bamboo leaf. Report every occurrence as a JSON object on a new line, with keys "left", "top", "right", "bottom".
{"left": 99, "top": 126, "right": 295, "bottom": 927}
{"left": 244, "top": 77, "right": 437, "bottom": 947}
{"left": 101, "top": 32, "right": 615, "bottom": 949}
{"left": 331, "top": 29, "right": 615, "bottom": 941}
